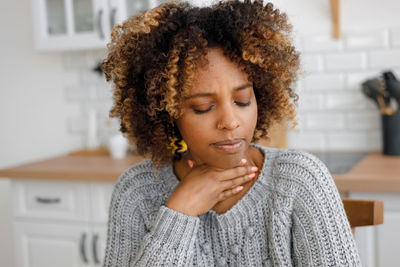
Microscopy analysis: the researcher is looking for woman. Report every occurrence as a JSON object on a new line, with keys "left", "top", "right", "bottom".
{"left": 101, "top": 0, "right": 361, "bottom": 266}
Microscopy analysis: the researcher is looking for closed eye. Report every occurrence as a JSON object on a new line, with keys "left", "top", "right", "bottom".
{"left": 235, "top": 100, "right": 251, "bottom": 107}
{"left": 193, "top": 100, "right": 251, "bottom": 114}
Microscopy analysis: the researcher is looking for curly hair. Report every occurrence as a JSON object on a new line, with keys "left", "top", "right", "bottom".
{"left": 102, "top": 0, "right": 300, "bottom": 168}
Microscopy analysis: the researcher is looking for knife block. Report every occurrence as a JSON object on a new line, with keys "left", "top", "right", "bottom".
{"left": 381, "top": 112, "right": 400, "bottom": 156}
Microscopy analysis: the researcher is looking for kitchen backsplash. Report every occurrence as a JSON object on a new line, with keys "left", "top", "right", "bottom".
{"left": 63, "top": 27, "right": 400, "bottom": 152}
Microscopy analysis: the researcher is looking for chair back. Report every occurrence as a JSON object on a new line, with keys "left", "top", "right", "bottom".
{"left": 342, "top": 199, "right": 384, "bottom": 235}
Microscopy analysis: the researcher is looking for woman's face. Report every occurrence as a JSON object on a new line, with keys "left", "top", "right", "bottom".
{"left": 176, "top": 47, "right": 258, "bottom": 169}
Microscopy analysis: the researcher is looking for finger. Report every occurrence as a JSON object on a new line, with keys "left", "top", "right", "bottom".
{"left": 219, "top": 185, "right": 244, "bottom": 201}
{"left": 222, "top": 172, "right": 256, "bottom": 190}
{"left": 187, "top": 160, "right": 194, "bottom": 168}
{"left": 217, "top": 165, "right": 258, "bottom": 181}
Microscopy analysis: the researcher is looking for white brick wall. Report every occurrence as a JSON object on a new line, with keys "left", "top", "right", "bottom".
{"left": 63, "top": 50, "right": 118, "bottom": 148}
{"left": 390, "top": 28, "right": 400, "bottom": 47}
{"left": 62, "top": 29, "right": 400, "bottom": 153}
{"left": 303, "top": 73, "right": 345, "bottom": 90}
{"left": 324, "top": 52, "right": 366, "bottom": 71}
{"left": 289, "top": 27, "right": 400, "bottom": 152}
{"left": 345, "top": 30, "right": 389, "bottom": 50}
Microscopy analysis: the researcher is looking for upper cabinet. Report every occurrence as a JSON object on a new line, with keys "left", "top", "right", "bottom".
{"left": 31, "top": 0, "right": 169, "bottom": 51}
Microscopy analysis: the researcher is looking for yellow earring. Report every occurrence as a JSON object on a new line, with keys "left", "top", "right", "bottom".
{"left": 168, "top": 136, "right": 188, "bottom": 155}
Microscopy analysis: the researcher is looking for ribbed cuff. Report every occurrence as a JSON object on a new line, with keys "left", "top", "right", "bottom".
{"left": 151, "top": 205, "right": 200, "bottom": 249}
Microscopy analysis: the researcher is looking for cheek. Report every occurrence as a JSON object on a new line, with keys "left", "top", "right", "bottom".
{"left": 176, "top": 115, "right": 209, "bottom": 143}
{"left": 247, "top": 100, "right": 258, "bottom": 128}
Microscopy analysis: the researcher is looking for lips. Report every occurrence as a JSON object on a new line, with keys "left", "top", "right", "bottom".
{"left": 212, "top": 138, "right": 243, "bottom": 153}
{"left": 213, "top": 138, "right": 243, "bottom": 146}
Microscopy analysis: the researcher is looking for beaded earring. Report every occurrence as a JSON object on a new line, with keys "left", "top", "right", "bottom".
{"left": 167, "top": 122, "right": 188, "bottom": 156}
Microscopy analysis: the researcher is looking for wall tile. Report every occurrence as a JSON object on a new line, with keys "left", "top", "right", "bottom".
{"left": 303, "top": 73, "right": 345, "bottom": 91}
{"left": 298, "top": 93, "right": 324, "bottom": 111}
{"left": 346, "top": 71, "right": 379, "bottom": 91}
{"left": 324, "top": 52, "right": 367, "bottom": 71}
{"left": 346, "top": 112, "right": 381, "bottom": 130}
{"left": 345, "top": 30, "right": 389, "bottom": 50}
{"left": 325, "top": 92, "right": 368, "bottom": 110}
{"left": 288, "top": 130, "right": 326, "bottom": 150}
{"left": 368, "top": 50, "right": 400, "bottom": 69}
{"left": 301, "top": 54, "right": 323, "bottom": 73}
{"left": 390, "top": 28, "right": 400, "bottom": 47}
{"left": 305, "top": 113, "right": 345, "bottom": 130}
{"left": 301, "top": 35, "right": 344, "bottom": 53}
{"left": 326, "top": 131, "right": 381, "bottom": 151}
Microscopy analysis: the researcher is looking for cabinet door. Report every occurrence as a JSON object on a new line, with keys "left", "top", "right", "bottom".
{"left": 31, "top": 0, "right": 111, "bottom": 51}
{"left": 14, "top": 221, "right": 92, "bottom": 267}
{"left": 108, "top": 0, "right": 170, "bottom": 27}
{"left": 90, "top": 182, "right": 114, "bottom": 224}
{"left": 350, "top": 192, "right": 399, "bottom": 267}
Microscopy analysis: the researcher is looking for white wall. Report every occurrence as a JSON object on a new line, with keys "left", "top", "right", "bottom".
{"left": 198, "top": 0, "right": 400, "bottom": 34}
{"left": 0, "top": 0, "right": 83, "bottom": 169}
{"left": 1, "top": 0, "right": 400, "bottom": 170}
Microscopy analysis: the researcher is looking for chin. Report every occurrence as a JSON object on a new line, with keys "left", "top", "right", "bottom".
{"left": 209, "top": 152, "right": 246, "bottom": 169}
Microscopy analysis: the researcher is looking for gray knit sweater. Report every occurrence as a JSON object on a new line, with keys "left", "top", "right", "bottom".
{"left": 103, "top": 144, "right": 361, "bottom": 266}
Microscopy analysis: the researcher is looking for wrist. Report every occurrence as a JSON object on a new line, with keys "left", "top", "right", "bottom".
{"left": 165, "top": 200, "right": 197, "bottom": 217}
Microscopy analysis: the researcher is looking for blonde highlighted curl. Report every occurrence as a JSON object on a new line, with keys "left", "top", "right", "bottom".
{"left": 102, "top": 0, "right": 300, "bottom": 168}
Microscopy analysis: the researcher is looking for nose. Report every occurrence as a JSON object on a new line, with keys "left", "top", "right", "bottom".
{"left": 217, "top": 102, "right": 240, "bottom": 130}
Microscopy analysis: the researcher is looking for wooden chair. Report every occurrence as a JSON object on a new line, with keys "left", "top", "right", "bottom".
{"left": 342, "top": 199, "right": 384, "bottom": 235}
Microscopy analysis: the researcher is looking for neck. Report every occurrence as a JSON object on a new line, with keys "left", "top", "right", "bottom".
{"left": 172, "top": 144, "right": 263, "bottom": 182}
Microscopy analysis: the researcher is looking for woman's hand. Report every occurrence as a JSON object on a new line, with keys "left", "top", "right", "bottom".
{"left": 165, "top": 158, "right": 258, "bottom": 217}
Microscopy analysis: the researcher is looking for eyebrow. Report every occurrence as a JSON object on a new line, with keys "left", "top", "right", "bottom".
{"left": 184, "top": 83, "right": 253, "bottom": 100}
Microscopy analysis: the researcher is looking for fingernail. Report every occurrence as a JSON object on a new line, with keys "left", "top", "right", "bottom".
{"left": 241, "top": 158, "right": 247, "bottom": 164}
{"left": 188, "top": 160, "right": 193, "bottom": 168}
{"left": 237, "top": 186, "right": 244, "bottom": 191}
{"left": 248, "top": 173, "right": 256, "bottom": 178}
{"left": 251, "top": 166, "right": 258, "bottom": 172}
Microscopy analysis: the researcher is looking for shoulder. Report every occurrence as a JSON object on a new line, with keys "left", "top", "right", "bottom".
{"left": 274, "top": 148, "right": 331, "bottom": 183}
{"left": 271, "top": 148, "right": 341, "bottom": 210}
{"left": 255, "top": 145, "right": 336, "bottom": 205}
{"left": 253, "top": 144, "right": 331, "bottom": 182}
{"left": 109, "top": 159, "right": 170, "bottom": 214}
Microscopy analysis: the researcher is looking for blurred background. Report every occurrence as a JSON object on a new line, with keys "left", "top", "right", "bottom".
{"left": 1, "top": 0, "right": 400, "bottom": 266}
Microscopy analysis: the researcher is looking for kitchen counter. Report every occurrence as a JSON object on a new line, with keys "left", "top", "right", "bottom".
{"left": 332, "top": 152, "right": 400, "bottom": 193}
{"left": 0, "top": 150, "right": 399, "bottom": 192}
{"left": 0, "top": 150, "right": 146, "bottom": 182}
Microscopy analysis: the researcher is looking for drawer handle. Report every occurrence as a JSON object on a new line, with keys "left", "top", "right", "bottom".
{"left": 92, "top": 233, "right": 100, "bottom": 264}
{"left": 35, "top": 197, "right": 61, "bottom": 204}
{"left": 96, "top": 9, "right": 105, "bottom": 39}
{"left": 80, "top": 233, "right": 88, "bottom": 263}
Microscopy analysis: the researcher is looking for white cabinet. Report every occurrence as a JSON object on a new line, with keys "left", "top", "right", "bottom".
{"left": 31, "top": 0, "right": 170, "bottom": 51}
{"left": 12, "top": 179, "right": 114, "bottom": 267}
{"left": 349, "top": 192, "right": 400, "bottom": 267}
{"left": 14, "top": 222, "right": 91, "bottom": 267}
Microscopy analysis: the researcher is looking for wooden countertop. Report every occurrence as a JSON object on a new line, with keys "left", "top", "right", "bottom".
{"left": 0, "top": 150, "right": 146, "bottom": 182}
{"left": 0, "top": 150, "right": 399, "bottom": 193}
{"left": 332, "top": 152, "right": 400, "bottom": 193}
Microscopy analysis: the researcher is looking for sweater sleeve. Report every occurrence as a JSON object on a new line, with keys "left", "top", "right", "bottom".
{"left": 103, "top": 175, "right": 200, "bottom": 267}
{"left": 289, "top": 151, "right": 362, "bottom": 266}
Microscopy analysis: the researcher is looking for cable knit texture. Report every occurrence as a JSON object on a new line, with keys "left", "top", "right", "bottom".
{"left": 103, "top": 144, "right": 361, "bottom": 266}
